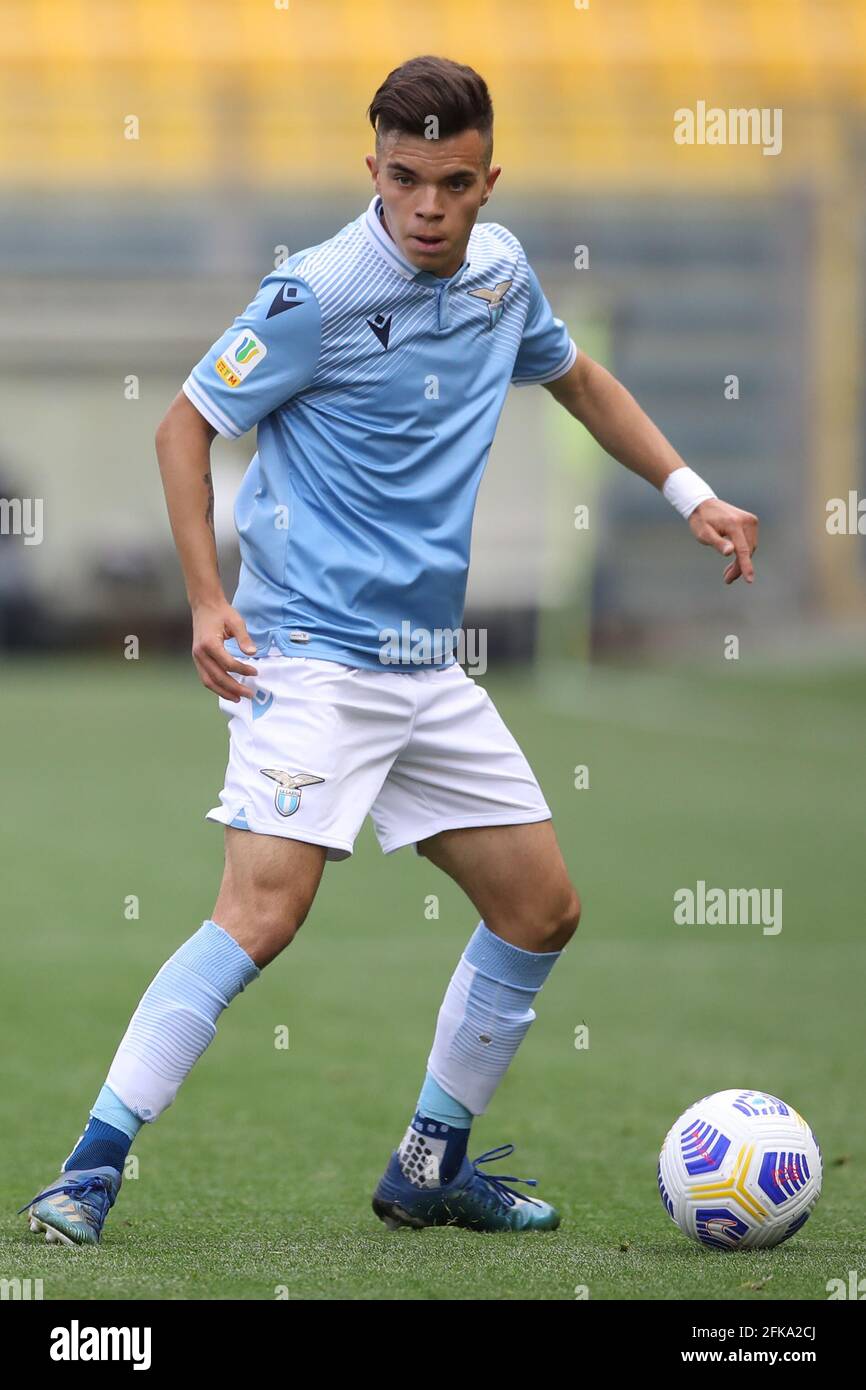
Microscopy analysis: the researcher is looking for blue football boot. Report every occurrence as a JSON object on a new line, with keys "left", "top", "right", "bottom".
{"left": 373, "top": 1138, "right": 560, "bottom": 1233}
{"left": 18, "top": 1166, "right": 122, "bottom": 1247}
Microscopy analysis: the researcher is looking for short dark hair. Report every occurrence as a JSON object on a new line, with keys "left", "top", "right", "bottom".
{"left": 368, "top": 55, "right": 494, "bottom": 161}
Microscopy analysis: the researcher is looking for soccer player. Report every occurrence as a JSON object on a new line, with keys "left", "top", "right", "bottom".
{"left": 21, "top": 56, "right": 757, "bottom": 1243}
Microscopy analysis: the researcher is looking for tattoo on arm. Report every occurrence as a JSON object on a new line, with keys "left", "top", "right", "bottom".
{"left": 204, "top": 471, "right": 215, "bottom": 534}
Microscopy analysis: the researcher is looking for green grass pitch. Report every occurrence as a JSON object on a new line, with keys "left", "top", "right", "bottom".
{"left": 1, "top": 655, "right": 863, "bottom": 1300}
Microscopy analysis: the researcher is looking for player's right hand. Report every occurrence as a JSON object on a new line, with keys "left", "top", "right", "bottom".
{"left": 191, "top": 600, "right": 258, "bottom": 701}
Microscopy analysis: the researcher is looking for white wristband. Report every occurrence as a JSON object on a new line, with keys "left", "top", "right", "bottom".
{"left": 662, "top": 467, "right": 716, "bottom": 520}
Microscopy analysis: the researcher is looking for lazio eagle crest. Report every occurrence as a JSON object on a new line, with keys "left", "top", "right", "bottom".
{"left": 260, "top": 768, "right": 325, "bottom": 817}
{"left": 467, "top": 278, "right": 513, "bottom": 328}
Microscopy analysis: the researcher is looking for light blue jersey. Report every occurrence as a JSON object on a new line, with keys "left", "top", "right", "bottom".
{"left": 183, "top": 195, "right": 577, "bottom": 669}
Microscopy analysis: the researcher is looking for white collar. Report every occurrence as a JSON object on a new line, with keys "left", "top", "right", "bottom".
{"left": 363, "top": 194, "right": 417, "bottom": 279}
{"left": 362, "top": 194, "right": 469, "bottom": 287}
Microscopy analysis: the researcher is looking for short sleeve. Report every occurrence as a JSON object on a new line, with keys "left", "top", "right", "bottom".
{"left": 182, "top": 274, "right": 322, "bottom": 438}
{"left": 511, "top": 263, "right": 577, "bottom": 387}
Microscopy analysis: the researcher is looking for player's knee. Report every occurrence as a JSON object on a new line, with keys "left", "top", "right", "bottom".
{"left": 255, "top": 881, "right": 315, "bottom": 949}
{"left": 544, "top": 887, "right": 581, "bottom": 951}
{"left": 213, "top": 886, "right": 309, "bottom": 967}
{"left": 486, "top": 885, "right": 581, "bottom": 953}
{"left": 261, "top": 899, "right": 306, "bottom": 942}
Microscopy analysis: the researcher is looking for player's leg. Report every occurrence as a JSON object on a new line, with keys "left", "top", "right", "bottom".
{"left": 372, "top": 815, "right": 577, "bottom": 1231}
{"left": 409, "top": 823, "right": 577, "bottom": 1183}
{"left": 370, "top": 665, "right": 579, "bottom": 1231}
{"left": 373, "top": 820, "right": 578, "bottom": 1231}
{"left": 97, "top": 827, "right": 326, "bottom": 1131}
{"left": 20, "top": 829, "right": 326, "bottom": 1246}
{"left": 212, "top": 825, "right": 327, "bottom": 967}
{"left": 417, "top": 818, "right": 580, "bottom": 950}
{"left": 22, "top": 652, "right": 407, "bottom": 1245}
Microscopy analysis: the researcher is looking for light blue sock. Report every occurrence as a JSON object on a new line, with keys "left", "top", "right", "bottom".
{"left": 105, "top": 919, "right": 260, "bottom": 1122}
{"left": 416, "top": 1070, "right": 473, "bottom": 1129}
{"left": 91, "top": 1083, "right": 143, "bottom": 1142}
{"left": 425, "top": 920, "right": 562, "bottom": 1116}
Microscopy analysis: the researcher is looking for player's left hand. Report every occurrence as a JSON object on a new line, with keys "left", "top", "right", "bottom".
{"left": 689, "top": 499, "right": 759, "bottom": 584}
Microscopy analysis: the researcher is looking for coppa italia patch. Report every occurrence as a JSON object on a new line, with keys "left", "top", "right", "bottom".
{"left": 215, "top": 331, "right": 268, "bottom": 387}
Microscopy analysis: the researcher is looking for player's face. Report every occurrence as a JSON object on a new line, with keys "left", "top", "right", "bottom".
{"left": 366, "top": 129, "right": 501, "bottom": 278}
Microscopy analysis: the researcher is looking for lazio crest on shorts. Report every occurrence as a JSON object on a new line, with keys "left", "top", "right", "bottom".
{"left": 260, "top": 768, "right": 325, "bottom": 817}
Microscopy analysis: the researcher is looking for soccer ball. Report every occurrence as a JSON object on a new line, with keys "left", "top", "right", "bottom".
{"left": 657, "top": 1089, "right": 822, "bottom": 1250}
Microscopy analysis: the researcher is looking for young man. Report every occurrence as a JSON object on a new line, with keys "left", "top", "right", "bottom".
{"left": 21, "top": 56, "right": 757, "bottom": 1243}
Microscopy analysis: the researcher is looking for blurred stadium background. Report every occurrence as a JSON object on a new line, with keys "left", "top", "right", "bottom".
{"left": 2, "top": 1, "right": 865, "bottom": 1300}
{"left": 2, "top": 0, "right": 866, "bottom": 662}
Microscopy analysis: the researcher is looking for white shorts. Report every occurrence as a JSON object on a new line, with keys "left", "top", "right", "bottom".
{"left": 206, "top": 654, "right": 551, "bottom": 861}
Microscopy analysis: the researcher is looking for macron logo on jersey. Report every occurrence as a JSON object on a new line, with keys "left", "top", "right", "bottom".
{"left": 215, "top": 331, "right": 268, "bottom": 388}
{"left": 366, "top": 311, "right": 393, "bottom": 350}
{"left": 267, "top": 284, "right": 303, "bottom": 318}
